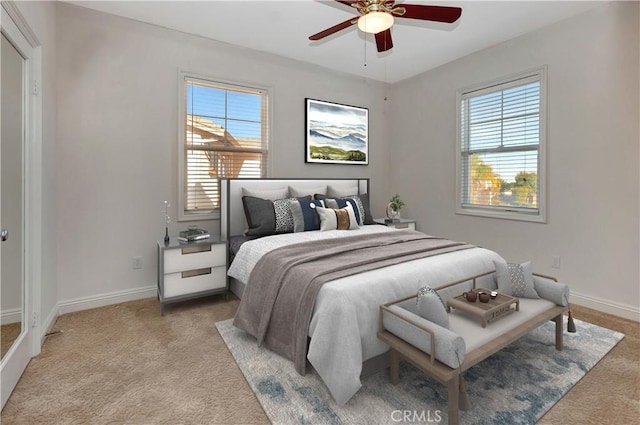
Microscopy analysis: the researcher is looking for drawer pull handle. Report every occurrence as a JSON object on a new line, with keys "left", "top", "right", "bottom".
{"left": 181, "top": 268, "right": 212, "bottom": 278}
{"left": 396, "top": 223, "right": 409, "bottom": 229}
{"left": 181, "top": 245, "right": 212, "bottom": 255}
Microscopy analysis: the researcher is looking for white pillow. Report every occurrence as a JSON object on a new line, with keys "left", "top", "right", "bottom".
{"left": 494, "top": 260, "right": 540, "bottom": 299}
{"left": 316, "top": 204, "right": 359, "bottom": 231}
{"left": 242, "top": 187, "right": 289, "bottom": 201}
{"left": 288, "top": 185, "right": 327, "bottom": 198}
{"left": 416, "top": 286, "right": 449, "bottom": 329}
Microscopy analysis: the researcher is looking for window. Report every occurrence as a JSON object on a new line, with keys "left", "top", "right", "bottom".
{"left": 456, "top": 67, "right": 546, "bottom": 222}
{"left": 179, "top": 73, "right": 269, "bottom": 220}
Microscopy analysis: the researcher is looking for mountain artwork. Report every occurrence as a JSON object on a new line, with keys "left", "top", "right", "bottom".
{"left": 305, "top": 99, "right": 368, "bottom": 164}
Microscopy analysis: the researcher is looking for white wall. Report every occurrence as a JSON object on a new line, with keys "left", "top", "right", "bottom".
{"left": 389, "top": 2, "right": 639, "bottom": 320}
{"left": 54, "top": 3, "right": 391, "bottom": 306}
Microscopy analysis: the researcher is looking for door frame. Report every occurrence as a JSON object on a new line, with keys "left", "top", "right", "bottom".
{"left": 0, "top": 0, "right": 42, "bottom": 409}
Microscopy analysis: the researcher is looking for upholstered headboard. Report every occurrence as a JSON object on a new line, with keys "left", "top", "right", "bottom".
{"left": 220, "top": 178, "right": 370, "bottom": 239}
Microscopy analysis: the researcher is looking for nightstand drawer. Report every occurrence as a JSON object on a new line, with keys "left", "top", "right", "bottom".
{"left": 164, "top": 243, "right": 226, "bottom": 273}
{"left": 164, "top": 265, "right": 227, "bottom": 298}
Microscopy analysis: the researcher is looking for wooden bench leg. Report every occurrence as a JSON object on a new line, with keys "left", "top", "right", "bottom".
{"left": 447, "top": 374, "right": 460, "bottom": 425}
{"left": 554, "top": 314, "right": 563, "bottom": 351}
{"left": 389, "top": 348, "right": 400, "bottom": 385}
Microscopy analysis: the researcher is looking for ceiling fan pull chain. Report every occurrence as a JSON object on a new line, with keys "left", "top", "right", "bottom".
{"left": 363, "top": 32, "right": 367, "bottom": 67}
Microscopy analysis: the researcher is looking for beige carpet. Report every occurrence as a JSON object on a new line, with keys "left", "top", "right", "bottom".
{"left": 1, "top": 297, "right": 638, "bottom": 424}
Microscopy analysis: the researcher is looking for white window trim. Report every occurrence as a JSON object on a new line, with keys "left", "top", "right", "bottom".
{"left": 455, "top": 66, "right": 547, "bottom": 223}
{"left": 177, "top": 70, "right": 272, "bottom": 222}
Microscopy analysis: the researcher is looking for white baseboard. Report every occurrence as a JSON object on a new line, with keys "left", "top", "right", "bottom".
{"left": 58, "top": 285, "right": 157, "bottom": 316}
{"left": 571, "top": 291, "right": 640, "bottom": 322}
{"left": 39, "top": 304, "right": 60, "bottom": 344}
{"left": 1, "top": 308, "right": 21, "bottom": 325}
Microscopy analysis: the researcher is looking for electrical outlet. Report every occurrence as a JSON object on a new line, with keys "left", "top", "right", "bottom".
{"left": 132, "top": 256, "right": 142, "bottom": 270}
{"left": 552, "top": 256, "right": 561, "bottom": 269}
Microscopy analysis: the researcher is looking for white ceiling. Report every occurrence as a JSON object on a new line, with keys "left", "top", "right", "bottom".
{"left": 67, "top": 0, "right": 606, "bottom": 83}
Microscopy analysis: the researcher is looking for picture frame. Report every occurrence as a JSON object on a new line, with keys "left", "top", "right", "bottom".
{"left": 305, "top": 98, "right": 369, "bottom": 165}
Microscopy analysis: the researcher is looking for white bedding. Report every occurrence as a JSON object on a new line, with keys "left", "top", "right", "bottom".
{"left": 228, "top": 225, "right": 504, "bottom": 405}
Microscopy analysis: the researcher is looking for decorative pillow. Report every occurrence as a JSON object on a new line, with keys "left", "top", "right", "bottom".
{"left": 357, "top": 193, "right": 375, "bottom": 225}
{"left": 290, "top": 198, "right": 324, "bottom": 232}
{"left": 327, "top": 185, "right": 359, "bottom": 198}
{"left": 242, "top": 187, "right": 289, "bottom": 201}
{"left": 416, "top": 286, "right": 449, "bottom": 329}
{"left": 288, "top": 185, "right": 327, "bottom": 198}
{"left": 273, "top": 196, "right": 310, "bottom": 234}
{"left": 242, "top": 196, "right": 276, "bottom": 236}
{"left": 494, "top": 260, "right": 540, "bottom": 299}
{"left": 317, "top": 196, "right": 364, "bottom": 225}
{"left": 316, "top": 204, "right": 359, "bottom": 231}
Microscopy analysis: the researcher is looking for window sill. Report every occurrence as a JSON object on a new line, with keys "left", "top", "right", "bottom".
{"left": 456, "top": 207, "right": 546, "bottom": 224}
{"left": 178, "top": 210, "right": 221, "bottom": 222}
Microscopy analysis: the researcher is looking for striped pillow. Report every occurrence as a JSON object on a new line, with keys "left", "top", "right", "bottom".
{"left": 316, "top": 204, "right": 359, "bottom": 231}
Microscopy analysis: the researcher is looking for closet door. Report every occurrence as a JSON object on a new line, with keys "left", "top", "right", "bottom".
{"left": 0, "top": 6, "right": 33, "bottom": 409}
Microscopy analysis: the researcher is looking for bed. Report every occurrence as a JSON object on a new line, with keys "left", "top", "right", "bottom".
{"left": 222, "top": 178, "right": 504, "bottom": 405}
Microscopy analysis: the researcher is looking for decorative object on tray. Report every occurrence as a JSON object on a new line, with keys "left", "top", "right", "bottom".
{"left": 462, "top": 290, "right": 477, "bottom": 302}
{"left": 386, "top": 193, "right": 404, "bottom": 221}
{"left": 448, "top": 288, "right": 520, "bottom": 327}
{"left": 478, "top": 292, "right": 491, "bottom": 303}
{"left": 177, "top": 225, "right": 210, "bottom": 243}
{"left": 305, "top": 98, "right": 368, "bottom": 165}
{"left": 162, "top": 200, "right": 171, "bottom": 245}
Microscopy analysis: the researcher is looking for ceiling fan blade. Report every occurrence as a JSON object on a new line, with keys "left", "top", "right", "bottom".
{"left": 309, "top": 18, "right": 357, "bottom": 41}
{"left": 375, "top": 29, "right": 393, "bottom": 52}
{"left": 333, "top": 0, "right": 360, "bottom": 6}
{"left": 395, "top": 4, "right": 462, "bottom": 23}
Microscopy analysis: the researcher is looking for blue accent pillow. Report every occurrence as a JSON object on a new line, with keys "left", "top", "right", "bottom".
{"left": 290, "top": 199, "right": 324, "bottom": 232}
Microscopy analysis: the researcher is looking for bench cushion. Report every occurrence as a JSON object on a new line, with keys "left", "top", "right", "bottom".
{"left": 450, "top": 298, "right": 556, "bottom": 352}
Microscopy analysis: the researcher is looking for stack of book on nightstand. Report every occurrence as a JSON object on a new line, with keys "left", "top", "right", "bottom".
{"left": 177, "top": 227, "right": 210, "bottom": 243}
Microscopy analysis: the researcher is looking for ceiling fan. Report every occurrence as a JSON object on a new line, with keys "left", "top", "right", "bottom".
{"left": 309, "top": 0, "right": 462, "bottom": 52}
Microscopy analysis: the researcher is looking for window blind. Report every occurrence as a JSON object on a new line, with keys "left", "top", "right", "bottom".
{"left": 459, "top": 74, "right": 542, "bottom": 215}
{"left": 183, "top": 77, "right": 268, "bottom": 216}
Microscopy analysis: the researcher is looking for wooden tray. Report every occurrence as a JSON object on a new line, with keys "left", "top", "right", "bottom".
{"left": 447, "top": 288, "right": 519, "bottom": 327}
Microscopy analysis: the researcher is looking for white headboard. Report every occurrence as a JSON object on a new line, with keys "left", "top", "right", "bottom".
{"left": 221, "top": 178, "right": 370, "bottom": 239}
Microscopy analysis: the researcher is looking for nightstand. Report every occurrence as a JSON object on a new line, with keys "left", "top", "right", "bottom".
{"left": 374, "top": 218, "right": 416, "bottom": 230}
{"left": 157, "top": 238, "right": 228, "bottom": 315}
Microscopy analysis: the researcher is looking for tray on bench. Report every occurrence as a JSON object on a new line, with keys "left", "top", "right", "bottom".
{"left": 447, "top": 289, "right": 519, "bottom": 327}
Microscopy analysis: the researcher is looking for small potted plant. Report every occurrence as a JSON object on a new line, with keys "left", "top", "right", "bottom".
{"left": 386, "top": 193, "right": 405, "bottom": 221}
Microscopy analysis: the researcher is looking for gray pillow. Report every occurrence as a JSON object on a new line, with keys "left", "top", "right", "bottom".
{"left": 327, "top": 185, "right": 359, "bottom": 198}
{"left": 416, "top": 286, "right": 449, "bottom": 329}
{"left": 494, "top": 260, "right": 540, "bottom": 299}
{"left": 242, "top": 187, "right": 289, "bottom": 201}
{"left": 242, "top": 196, "right": 275, "bottom": 236}
{"left": 288, "top": 185, "right": 327, "bottom": 198}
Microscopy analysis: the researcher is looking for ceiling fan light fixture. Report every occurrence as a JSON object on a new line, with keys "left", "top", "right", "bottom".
{"left": 357, "top": 11, "right": 394, "bottom": 34}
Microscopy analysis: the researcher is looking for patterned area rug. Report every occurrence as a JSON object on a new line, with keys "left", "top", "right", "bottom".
{"left": 216, "top": 319, "right": 623, "bottom": 425}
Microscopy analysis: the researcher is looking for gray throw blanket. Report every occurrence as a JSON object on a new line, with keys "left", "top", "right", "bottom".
{"left": 233, "top": 230, "right": 474, "bottom": 374}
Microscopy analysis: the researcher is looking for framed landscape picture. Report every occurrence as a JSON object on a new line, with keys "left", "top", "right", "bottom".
{"left": 305, "top": 98, "right": 369, "bottom": 165}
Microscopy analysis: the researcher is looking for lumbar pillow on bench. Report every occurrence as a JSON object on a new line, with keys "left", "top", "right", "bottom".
{"left": 416, "top": 286, "right": 450, "bottom": 329}
{"left": 494, "top": 260, "right": 539, "bottom": 298}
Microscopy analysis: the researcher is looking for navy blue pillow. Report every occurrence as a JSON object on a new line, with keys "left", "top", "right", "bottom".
{"left": 290, "top": 198, "right": 323, "bottom": 232}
